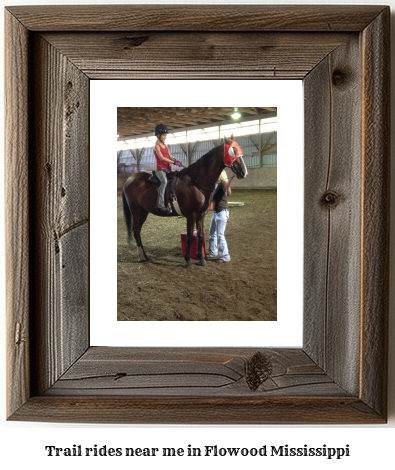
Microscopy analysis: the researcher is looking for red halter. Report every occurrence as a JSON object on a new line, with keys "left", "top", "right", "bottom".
{"left": 224, "top": 140, "right": 243, "bottom": 167}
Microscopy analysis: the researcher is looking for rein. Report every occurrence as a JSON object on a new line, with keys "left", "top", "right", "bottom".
{"left": 187, "top": 167, "right": 215, "bottom": 193}
{"left": 187, "top": 167, "right": 236, "bottom": 194}
{"left": 187, "top": 142, "right": 241, "bottom": 193}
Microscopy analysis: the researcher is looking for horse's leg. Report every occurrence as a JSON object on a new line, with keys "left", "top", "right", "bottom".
{"left": 196, "top": 215, "right": 206, "bottom": 266}
{"left": 184, "top": 215, "right": 196, "bottom": 267}
{"left": 138, "top": 209, "right": 150, "bottom": 260}
{"left": 122, "top": 190, "right": 132, "bottom": 242}
{"left": 132, "top": 207, "right": 150, "bottom": 262}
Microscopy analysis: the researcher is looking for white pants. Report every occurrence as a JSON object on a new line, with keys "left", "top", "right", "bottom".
{"left": 209, "top": 210, "right": 230, "bottom": 262}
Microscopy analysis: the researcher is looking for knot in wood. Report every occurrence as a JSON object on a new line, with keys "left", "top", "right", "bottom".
{"left": 321, "top": 190, "right": 340, "bottom": 207}
{"left": 332, "top": 68, "right": 349, "bottom": 87}
{"left": 246, "top": 351, "right": 273, "bottom": 391}
{"left": 123, "top": 35, "right": 149, "bottom": 49}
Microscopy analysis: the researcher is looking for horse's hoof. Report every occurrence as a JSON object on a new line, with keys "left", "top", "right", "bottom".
{"left": 198, "top": 258, "right": 207, "bottom": 266}
{"left": 184, "top": 259, "right": 192, "bottom": 267}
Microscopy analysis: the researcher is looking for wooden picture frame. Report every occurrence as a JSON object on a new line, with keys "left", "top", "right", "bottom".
{"left": 5, "top": 5, "right": 390, "bottom": 424}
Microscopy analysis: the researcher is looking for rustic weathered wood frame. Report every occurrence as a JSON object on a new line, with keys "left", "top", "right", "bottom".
{"left": 5, "top": 5, "right": 390, "bottom": 424}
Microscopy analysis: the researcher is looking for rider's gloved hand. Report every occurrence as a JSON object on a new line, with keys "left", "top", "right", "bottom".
{"left": 173, "top": 160, "right": 182, "bottom": 167}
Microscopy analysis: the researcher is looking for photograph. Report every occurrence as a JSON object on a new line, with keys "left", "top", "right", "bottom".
{"left": 117, "top": 107, "right": 277, "bottom": 321}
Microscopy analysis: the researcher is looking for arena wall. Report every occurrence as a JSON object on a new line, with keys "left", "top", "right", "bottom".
{"left": 118, "top": 166, "right": 277, "bottom": 193}
{"left": 225, "top": 167, "right": 277, "bottom": 189}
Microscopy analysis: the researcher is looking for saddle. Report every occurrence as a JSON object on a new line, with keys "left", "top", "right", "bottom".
{"left": 148, "top": 170, "right": 179, "bottom": 184}
{"left": 148, "top": 170, "right": 180, "bottom": 210}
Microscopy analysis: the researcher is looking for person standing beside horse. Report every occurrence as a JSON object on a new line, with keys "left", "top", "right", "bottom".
{"left": 208, "top": 169, "right": 232, "bottom": 263}
{"left": 153, "top": 124, "right": 181, "bottom": 213}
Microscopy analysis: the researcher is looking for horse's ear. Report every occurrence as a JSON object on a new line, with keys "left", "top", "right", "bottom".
{"left": 230, "top": 133, "right": 235, "bottom": 141}
{"left": 224, "top": 135, "right": 232, "bottom": 145}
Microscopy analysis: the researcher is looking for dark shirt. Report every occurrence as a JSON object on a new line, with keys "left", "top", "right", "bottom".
{"left": 212, "top": 182, "right": 228, "bottom": 212}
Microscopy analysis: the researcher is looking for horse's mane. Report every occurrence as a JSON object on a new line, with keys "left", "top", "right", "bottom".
{"left": 187, "top": 143, "right": 223, "bottom": 171}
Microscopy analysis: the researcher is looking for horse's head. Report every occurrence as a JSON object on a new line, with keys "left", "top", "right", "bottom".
{"left": 224, "top": 136, "right": 248, "bottom": 179}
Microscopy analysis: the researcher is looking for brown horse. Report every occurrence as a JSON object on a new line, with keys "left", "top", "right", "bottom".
{"left": 122, "top": 136, "right": 248, "bottom": 266}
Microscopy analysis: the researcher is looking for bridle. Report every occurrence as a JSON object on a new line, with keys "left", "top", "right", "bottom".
{"left": 224, "top": 139, "right": 243, "bottom": 163}
{"left": 227, "top": 157, "right": 244, "bottom": 174}
{"left": 187, "top": 140, "right": 244, "bottom": 193}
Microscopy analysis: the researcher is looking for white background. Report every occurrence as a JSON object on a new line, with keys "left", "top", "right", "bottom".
{"left": 1, "top": 0, "right": 394, "bottom": 469}
{"left": 91, "top": 79, "right": 304, "bottom": 347}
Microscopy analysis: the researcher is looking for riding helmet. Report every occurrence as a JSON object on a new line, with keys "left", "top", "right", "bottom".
{"left": 154, "top": 124, "right": 168, "bottom": 135}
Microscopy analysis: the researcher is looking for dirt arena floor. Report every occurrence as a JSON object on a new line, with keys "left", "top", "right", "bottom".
{"left": 118, "top": 189, "right": 277, "bottom": 321}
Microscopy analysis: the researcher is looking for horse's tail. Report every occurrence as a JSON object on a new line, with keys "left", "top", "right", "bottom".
{"left": 122, "top": 189, "right": 132, "bottom": 242}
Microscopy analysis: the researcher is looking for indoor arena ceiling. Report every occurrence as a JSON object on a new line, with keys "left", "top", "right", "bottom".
{"left": 117, "top": 107, "right": 277, "bottom": 139}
